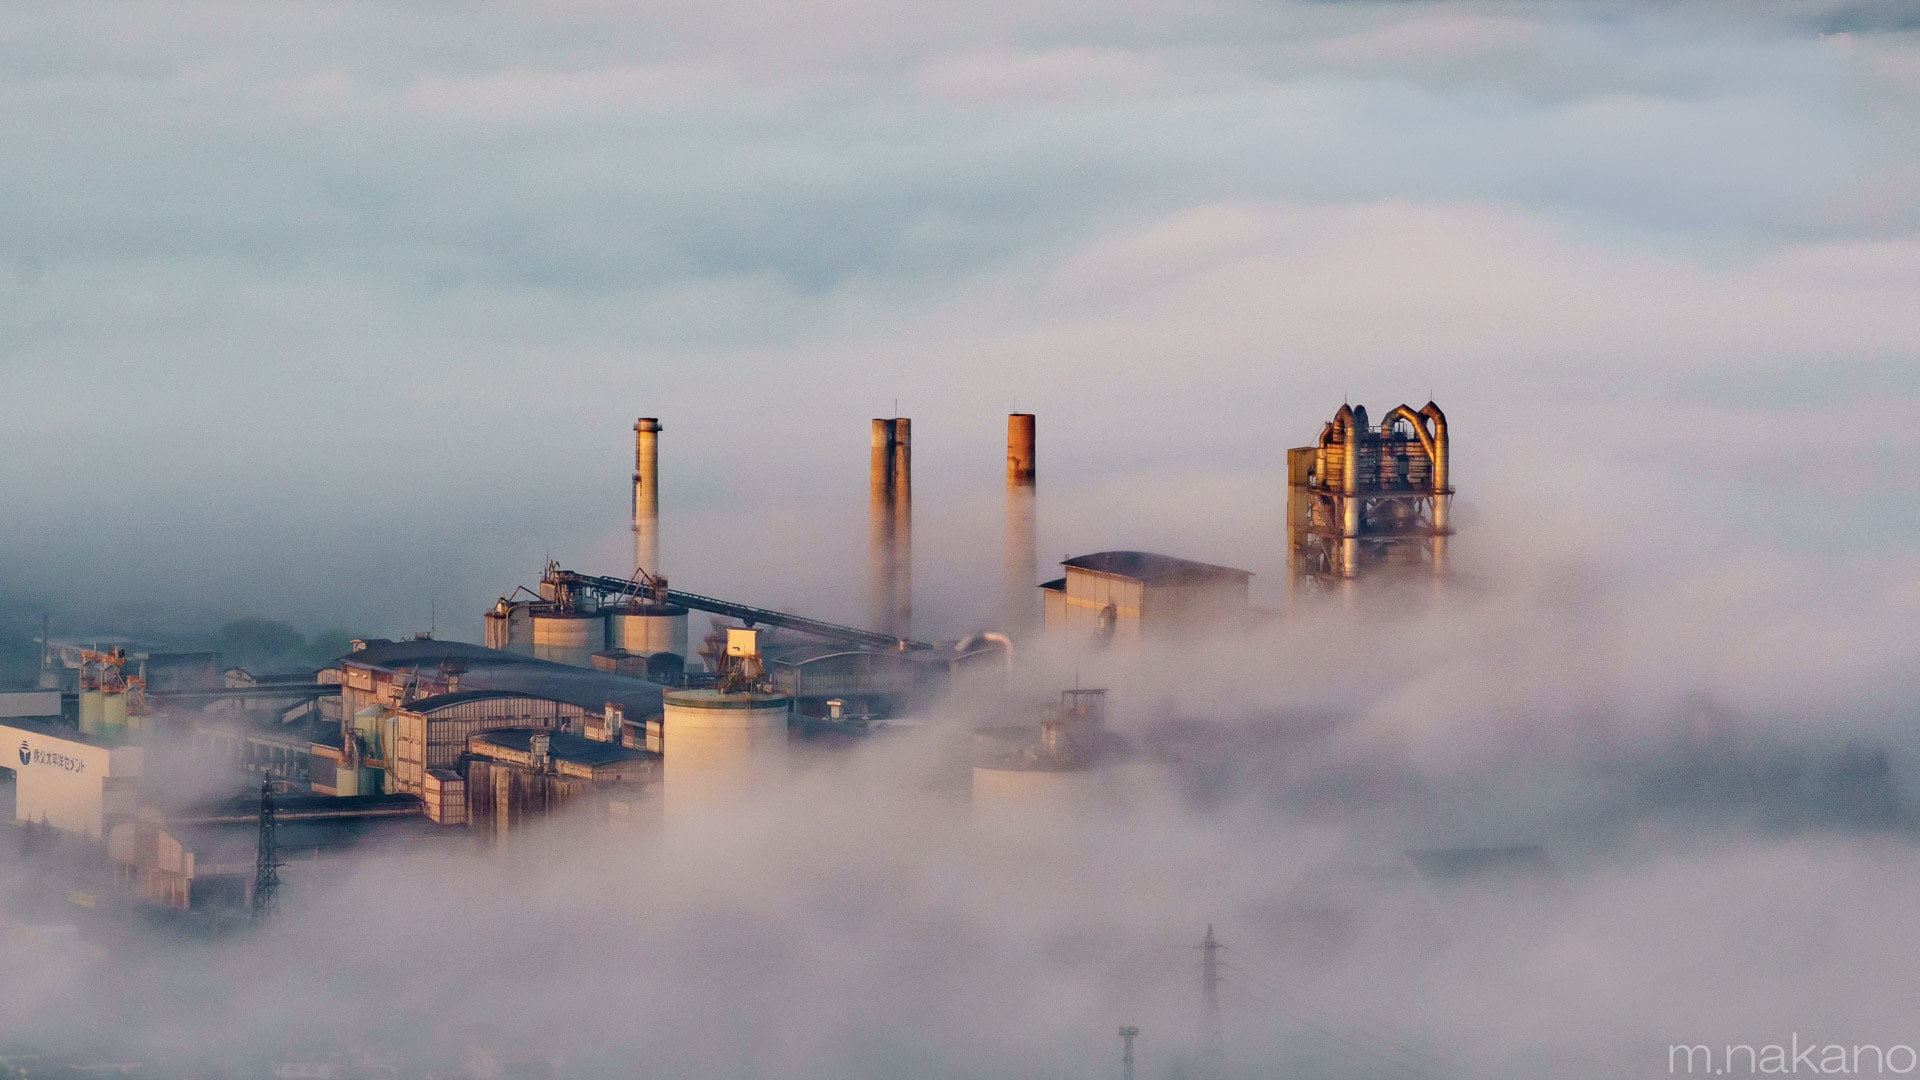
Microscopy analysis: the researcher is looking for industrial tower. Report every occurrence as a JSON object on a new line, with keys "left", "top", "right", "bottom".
{"left": 1119, "top": 1026, "right": 1139, "bottom": 1080}
{"left": 1003, "top": 413, "right": 1037, "bottom": 634}
{"left": 634, "top": 417, "right": 662, "bottom": 577}
{"left": 1196, "top": 925, "right": 1225, "bottom": 1080}
{"left": 251, "top": 780, "right": 283, "bottom": 921}
{"left": 869, "top": 417, "right": 912, "bottom": 638}
{"left": 1286, "top": 401, "right": 1451, "bottom": 597}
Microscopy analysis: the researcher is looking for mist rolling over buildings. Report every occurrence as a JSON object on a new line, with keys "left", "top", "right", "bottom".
{"left": 3, "top": 0, "right": 1920, "bottom": 1077}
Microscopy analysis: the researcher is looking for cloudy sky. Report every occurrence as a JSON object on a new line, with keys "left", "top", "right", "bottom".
{"left": 5, "top": 4, "right": 1920, "bottom": 1076}
{"left": 2, "top": 0, "right": 1917, "bottom": 640}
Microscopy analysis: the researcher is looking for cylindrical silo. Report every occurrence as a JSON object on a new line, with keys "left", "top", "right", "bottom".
{"left": 662, "top": 689, "right": 790, "bottom": 824}
{"left": 78, "top": 687, "right": 104, "bottom": 736}
{"left": 608, "top": 602, "right": 690, "bottom": 660}
{"left": 530, "top": 611, "right": 607, "bottom": 668}
{"left": 972, "top": 763, "right": 1104, "bottom": 819}
{"left": 101, "top": 690, "right": 129, "bottom": 741}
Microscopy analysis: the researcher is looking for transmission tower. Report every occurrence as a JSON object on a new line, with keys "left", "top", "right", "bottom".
{"left": 252, "top": 780, "right": 283, "bottom": 921}
{"left": 1119, "top": 1026, "right": 1139, "bottom": 1080}
{"left": 1196, "top": 925, "right": 1225, "bottom": 1080}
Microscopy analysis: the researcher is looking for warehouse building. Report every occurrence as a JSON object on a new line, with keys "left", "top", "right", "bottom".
{"left": 464, "top": 729, "right": 660, "bottom": 833}
{"left": 1040, "top": 551, "right": 1252, "bottom": 644}
{"left": 320, "top": 637, "right": 667, "bottom": 800}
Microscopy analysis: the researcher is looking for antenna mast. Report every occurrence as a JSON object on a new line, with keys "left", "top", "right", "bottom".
{"left": 252, "top": 780, "right": 283, "bottom": 921}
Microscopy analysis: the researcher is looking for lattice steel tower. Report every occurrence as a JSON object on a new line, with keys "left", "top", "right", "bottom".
{"left": 251, "top": 780, "right": 283, "bottom": 921}
{"left": 1195, "top": 925, "right": 1225, "bottom": 1080}
{"left": 1287, "top": 401, "right": 1451, "bottom": 598}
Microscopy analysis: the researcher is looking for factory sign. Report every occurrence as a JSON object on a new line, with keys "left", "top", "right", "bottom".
{"left": 17, "top": 740, "right": 86, "bottom": 773}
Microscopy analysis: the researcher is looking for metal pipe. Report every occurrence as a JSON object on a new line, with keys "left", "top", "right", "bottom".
{"left": 633, "top": 418, "right": 662, "bottom": 577}
{"left": 1423, "top": 401, "right": 1450, "bottom": 576}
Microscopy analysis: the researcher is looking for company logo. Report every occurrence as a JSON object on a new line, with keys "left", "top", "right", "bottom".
{"left": 16, "top": 743, "right": 84, "bottom": 774}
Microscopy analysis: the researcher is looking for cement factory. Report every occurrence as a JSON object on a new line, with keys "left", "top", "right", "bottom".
{"left": 0, "top": 401, "right": 1455, "bottom": 919}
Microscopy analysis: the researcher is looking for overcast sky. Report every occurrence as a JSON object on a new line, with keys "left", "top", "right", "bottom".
{"left": 2, "top": 0, "right": 1917, "bottom": 639}
{"left": 6, "top": 5, "right": 1920, "bottom": 1075}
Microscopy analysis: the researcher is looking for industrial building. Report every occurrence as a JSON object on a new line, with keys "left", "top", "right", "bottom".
{"left": 0, "top": 717, "right": 143, "bottom": 838}
{"left": 1287, "top": 401, "right": 1451, "bottom": 594}
{"left": 320, "top": 636, "right": 666, "bottom": 801}
{"left": 464, "top": 729, "right": 660, "bottom": 833}
{"left": 106, "top": 793, "right": 426, "bottom": 913}
{"left": 1040, "top": 552, "right": 1253, "bottom": 643}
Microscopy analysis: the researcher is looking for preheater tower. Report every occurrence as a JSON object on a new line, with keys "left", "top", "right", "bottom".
{"left": 1286, "top": 401, "right": 1451, "bottom": 597}
{"left": 1003, "top": 413, "right": 1037, "bottom": 633}
{"left": 634, "top": 417, "right": 662, "bottom": 575}
{"left": 869, "top": 417, "right": 912, "bottom": 637}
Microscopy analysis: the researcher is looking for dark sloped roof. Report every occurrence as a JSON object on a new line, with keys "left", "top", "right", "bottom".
{"left": 405, "top": 689, "right": 556, "bottom": 713}
{"left": 469, "top": 728, "right": 656, "bottom": 767}
{"left": 340, "top": 637, "right": 527, "bottom": 670}
{"left": 455, "top": 667, "right": 665, "bottom": 717}
{"left": 1061, "top": 551, "right": 1253, "bottom": 585}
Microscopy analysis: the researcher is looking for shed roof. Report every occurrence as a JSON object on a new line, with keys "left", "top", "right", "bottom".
{"left": 1060, "top": 551, "right": 1253, "bottom": 585}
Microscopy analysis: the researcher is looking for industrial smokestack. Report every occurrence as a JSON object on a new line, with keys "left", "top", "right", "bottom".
{"left": 868, "top": 417, "right": 912, "bottom": 637}
{"left": 1003, "top": 413, "right": 1037, "bottom": 633}
{"left": 634, "top": 418, "right": 661, "bottom": 576}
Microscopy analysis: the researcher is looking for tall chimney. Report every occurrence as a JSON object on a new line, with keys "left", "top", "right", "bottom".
{"left": 634, "top": 418, "right": 662, "bottom": 576}
{"left": 1003, "top": 413, "right": 1037, "bottom": 633}
{"left": 869, "top": 418, "right": 911, "bottom": 637}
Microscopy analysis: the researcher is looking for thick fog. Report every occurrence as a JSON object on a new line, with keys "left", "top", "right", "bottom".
{"left": 3, "top": 0, "right": 1920, "bottom": 1076}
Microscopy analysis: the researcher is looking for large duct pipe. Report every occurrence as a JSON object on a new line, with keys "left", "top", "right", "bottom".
{"left": 1335, "top": 406, "right": 1363, "bottom": 580}
{"left": 1003, "top": 414, "right": 1037, "bottom": 632}
{"left": 1422, "top": 401, "right": 1450, "bottom": 576}
{"left": 869, "top": 418, "right": 911, "bottom": 637}
{"left": 634, "top": 418, "right": 662, "bottom": 576}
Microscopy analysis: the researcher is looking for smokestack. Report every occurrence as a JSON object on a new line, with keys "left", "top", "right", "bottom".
{"left": 869, "top": 417, "right": 912, "bottom": 637}
{"left": 634, "top": 418, "right": 661, "bottom": 576}
{"left": 1003, "top": 413, "right": 1037, "bottom": 633}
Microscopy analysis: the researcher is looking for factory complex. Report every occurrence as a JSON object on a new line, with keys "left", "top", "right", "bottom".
{"left": 0, "top": 402, "right": 1454, "bottom": 925}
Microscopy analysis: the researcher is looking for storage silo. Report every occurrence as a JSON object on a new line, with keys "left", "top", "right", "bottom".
{"left": 661, "top": 688, "right": 790, "bottom": 824}
{"left": 529, "top": 611, "right": 607, "bottom": 668}
{"left": 78, "top": 687, "right": 104, "bottom": 736}
{"left": 608, "top": 602, "right": 689, "bottom": 660}
{"left": 971, "top": 689, "right": 1123, "bottom": 820}
{"left": 100, "top": 690, "right": 129, "bottom": 741}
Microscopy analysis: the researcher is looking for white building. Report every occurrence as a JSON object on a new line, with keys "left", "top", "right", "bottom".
{"left": 1, "top": 719, "right": 143, "bottom": 838}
